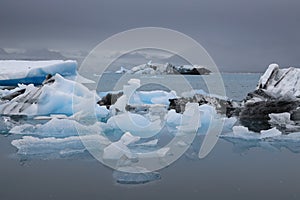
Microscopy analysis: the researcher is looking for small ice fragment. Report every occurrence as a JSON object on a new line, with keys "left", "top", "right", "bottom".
{"left": 260, "top": 128, "right": 281, "bottom": 139}
{"left": 113, "top": 171, "right": 161, "bottom": 184}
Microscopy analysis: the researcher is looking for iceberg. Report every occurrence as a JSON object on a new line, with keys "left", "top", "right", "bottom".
{"left": 237, "top": 63, "right": 300, "bottom": 133}
{"left": 257, "top": 63, "right": 300, "bottom": 98}
{"left": 0, "top": 60, "right": 77, "bottom": 86}
{"left": 123, "top": 61, "right": 211, "bottom": 75}
{"left": 0, "top": 73, "right": 108, "bottom": 117}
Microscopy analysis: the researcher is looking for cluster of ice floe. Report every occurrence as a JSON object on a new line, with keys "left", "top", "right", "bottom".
{"left": 0, "top": 72, "right": 215, "bottom": 183}
{"left": 3, "top": 60, "right": 300, "bottom": 183}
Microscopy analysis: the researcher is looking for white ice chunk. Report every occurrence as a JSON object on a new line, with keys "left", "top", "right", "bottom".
{"left": 107, "top": 112, "right": 161, "bottom": 138}
{"left": 176, "top": 103, "right": 200, "bottom": 132}
{"left": 229, "top": 126, "right": 260, "bottom": 140}
{"left": 120, "top": 132, "right": 141, "bottom": 145}
{"left": 269, "top": 112, "right": 294, "bottom": 127}
{"left": 103, "top": 132, "right": 139, "bottom": 160}
{"left": 135, "top": 139, "right": 158, "bottom": 147}
{"left": 166, "top": 110, "right": 182, "bottom": 127}
{"left": 111, "top": 79, "right": 140, "bottom": 113}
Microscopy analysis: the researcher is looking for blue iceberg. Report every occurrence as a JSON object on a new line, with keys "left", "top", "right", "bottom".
{"left": 0, "top": 60, "right": 77, "bottom": 86}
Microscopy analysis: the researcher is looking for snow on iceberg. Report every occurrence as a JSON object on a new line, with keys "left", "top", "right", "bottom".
{"left": 0, "top": 60, "right": 77, "bottom": 86}
{"left": 257, "top": 63, "right": 300, "bottom": 98}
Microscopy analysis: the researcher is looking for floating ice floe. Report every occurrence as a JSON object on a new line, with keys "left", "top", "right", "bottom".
{"left": 221, "top": 125, "right": 300, "bottom": 153}
{"left": 9, "top": 118, "right": 107, "bottom": 138}
{"left": 11, "top": 134, "right": 110, "bottom": 159}
{"left": 113, "top": 168, "right": 161, "bottom": 184}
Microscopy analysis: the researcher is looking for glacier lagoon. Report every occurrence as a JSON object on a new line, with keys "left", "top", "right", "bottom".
{"left": 1, "top": 64, "right": 300, "bottom": 199}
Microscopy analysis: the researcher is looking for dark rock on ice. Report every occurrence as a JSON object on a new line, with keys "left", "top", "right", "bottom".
{"left": 97, "top": 92, "right": 123, "bottom": 109}
{"left": 239, "top": 100, "right": 300, "bottom": 132}
{"left": 0, "top": 74, "right": 55, "bottom": 115}
{"left": 237, "top": 64, "right": 300, "bottom": 132}
{"left": 168, "top": 93, "right": 236, "bottom": 116}
{"left": 173, "top": 66, "right": 211, "bottom": 75}
{"left": 1, "top": 88, "right": 26, "bottom": 101}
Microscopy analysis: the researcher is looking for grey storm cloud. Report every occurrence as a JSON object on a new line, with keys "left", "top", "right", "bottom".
{"left": 0, "top": 0, "right": 300, "bottom": 72}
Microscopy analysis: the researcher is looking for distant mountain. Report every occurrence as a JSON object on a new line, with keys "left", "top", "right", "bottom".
{"left": 0, "top": 48, "right": 8, "bottom": 55}
{"left": 22, "top": 48, "right": 66, "bottom": 60}
{"left": 0, "top": 48, "right": 66, "bottom": 60}
{"left": 161, "top": 54, "right": 189, "bottom": 65}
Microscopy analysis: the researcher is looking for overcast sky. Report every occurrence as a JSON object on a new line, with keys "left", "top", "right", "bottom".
{"left": 0, "top": 0, "right": 300, "bottom": 72}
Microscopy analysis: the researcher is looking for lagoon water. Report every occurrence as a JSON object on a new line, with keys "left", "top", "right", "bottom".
{"left": 1, "top": 73, "right": 300, "bottom": 200}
